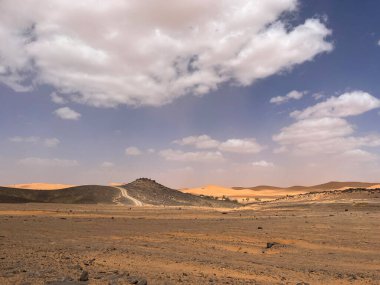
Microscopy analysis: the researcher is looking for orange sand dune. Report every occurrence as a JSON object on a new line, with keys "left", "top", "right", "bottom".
{"left": 367, "top": 184, "right": 380, "bottom": 189}
{"left": 182, "top": 185, "right": 255, "bottom": 197}
{"left": 5, "top": 183, "right": 75, "bottom": 190}
{"left": 182, "top": 182, "right": 380, "bottom": 203}
{"left": 181, "top": 185, "right": 307, "bottom": 202}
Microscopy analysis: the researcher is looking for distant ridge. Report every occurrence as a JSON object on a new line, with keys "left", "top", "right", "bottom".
{"left": 232, "top": 181, "right": 379, "bottom": 191}
{"left": 0, "top": 185, "right": 120, "bottom": 204}
{"left": 270, "top": 187, "right": 380, "bottom": 203}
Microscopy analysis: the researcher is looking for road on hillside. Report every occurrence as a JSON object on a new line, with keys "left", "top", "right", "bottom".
{"left": 113, "top": 187, "right": 143, "bottom": 206}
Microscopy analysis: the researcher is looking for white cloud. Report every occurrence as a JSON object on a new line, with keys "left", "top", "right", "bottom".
{"left": 101, "top": 161, "right": 115, "bottom": 168}
{"left": 125, "top": 146, "right": 142, "bottom": 156}
{"left": 174, "top": 135, "right": 263, "bottom": 154}
{"left": 9, "top": 136, "right": 60, "bottom": 147}
{"left": 18, "top": 157, "right": 79, "bottom": 167}
{"left": 159, "top": 149, "right": 224, "bottom": 162}
{"left": 341, "top": 149, "right": 377, "bottom": 162}
{"left": 50, "top": 92, "right": 66, "bottom": 104}
{"left": 0, "top": 0, "right": 332, "bottom": 107}
{"left": 312, "top": 92, "right": 325, "bottom": 100}
{"left": 10, "top": 136, "right": 39, "bottom": 144}
{"left": 273, "top": 91, "right": 380, "bottom": 155}
{"left": 174, "top": 135, "right": 219, "bottom": 149}
{"left": 43, "top": 138, "right": 60, "bottom": 147}
{"left": 291, "top": 91, "right": 380, "bottom": 119}
{"left": 54, "top": 107, "right": 81, "bottom": 120}
{"left": 219, "top": 139, "right": 263, "bottom": 154}
{"left": 252, "top": 160, "right": 274, "bottom": 167}
{"left": 270, "top": 90, "right": 305, "bottom": 104}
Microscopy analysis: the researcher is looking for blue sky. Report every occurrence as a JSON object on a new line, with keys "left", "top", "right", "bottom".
{"left": 1, "top": 0, "right": 380, "bottom": 188}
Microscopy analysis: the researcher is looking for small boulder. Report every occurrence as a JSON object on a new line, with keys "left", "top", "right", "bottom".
{"left": 79, "top": 271, "right": 89, "bottom": 281}
{"left": 266, "top": 242, "right": 278, "bottom": 249}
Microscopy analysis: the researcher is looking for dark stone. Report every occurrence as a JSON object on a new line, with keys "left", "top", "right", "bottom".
{"left": 79, "top": 270, "right": 89, "bottom": 281}
{"left": 266, "top": 242, "right": 278, "bottom": 249}
{"left": 136, "top": 278, "right": 147, "bottom": 285}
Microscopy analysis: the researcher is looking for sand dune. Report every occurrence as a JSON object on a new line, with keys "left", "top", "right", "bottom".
{"left": 367, "top": 184, "right": 380, "bottom": 189}
{"left": 182, "top": 182, "right": 380, "bottom": 202}
{"left": 182, "top": 185, "right": 254, "bottom": 197}
{"left": 181, "top": 185, "right": 304, "bottom": 202}
{"left": 5, "top": 183, "right": 74, "bottom": 190}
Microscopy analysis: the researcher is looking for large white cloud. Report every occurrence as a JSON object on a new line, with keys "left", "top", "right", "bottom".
{"left": 273, "top": 91, "right": 380, "bottom": 155}
{"left": 291, "top": 91, "right": 380, "bottom": 119}
{"left": 0, "top": 0, "right": 332, "bottom": 107}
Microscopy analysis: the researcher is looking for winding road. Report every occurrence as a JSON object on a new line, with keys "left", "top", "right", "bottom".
{"left": 113, "top": 186, "right": 143, "bottom": 206}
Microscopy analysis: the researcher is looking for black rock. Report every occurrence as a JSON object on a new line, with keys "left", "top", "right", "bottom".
{"left": 79, "top": 271, "right": 89, "bottom": 281}
{"left": 266, "top": 242, "right": 278, "bottom": 249}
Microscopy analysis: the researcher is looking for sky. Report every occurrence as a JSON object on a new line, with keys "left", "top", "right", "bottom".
{"left": 1, "top": 0, "right": 380, "bottom": 188}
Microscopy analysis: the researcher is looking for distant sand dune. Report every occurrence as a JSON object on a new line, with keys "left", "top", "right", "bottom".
{"left": 182, "top": 182, "right": 380, "bottom": 202}
{"left": 5, "top": 183, "right": 74, "bottom": 190}
{"left": 367, "top": 184, "right": 380, "bottom": 189}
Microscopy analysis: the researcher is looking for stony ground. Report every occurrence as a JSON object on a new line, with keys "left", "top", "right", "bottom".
{"left": 0, "top": 202, "right": 379, "bottom": 284}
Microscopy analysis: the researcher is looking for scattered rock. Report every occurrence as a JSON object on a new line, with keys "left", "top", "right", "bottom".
{"left": 45, "top": 280, "right": 82, "bottom": 285}
{"left": 136, "top": 279, "right": 147, "bottom": 285}
{"left": 125, "top": 276, "right": 147, "bottom": 285}
{"left": 79, "top": 270, "right": 89, "bottom": 281}
{"left": 266, "top": 242, "right": 278, "bottom": 249}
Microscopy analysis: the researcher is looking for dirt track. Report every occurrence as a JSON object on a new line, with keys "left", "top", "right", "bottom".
{"left": 0, "top": 202, "right": 379, "bottom": 284}
{"left": 114, "top": 187, "right": 143, "bottom": 206}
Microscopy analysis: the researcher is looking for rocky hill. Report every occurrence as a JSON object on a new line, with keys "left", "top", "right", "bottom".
{"left": 0, "top": 185, "right": 120, "bottom": 204}
{"left": 121, "top": 178, "right": 239, "bottom": 207}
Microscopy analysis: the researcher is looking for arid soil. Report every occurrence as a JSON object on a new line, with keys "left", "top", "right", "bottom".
{"left": 0, "top": 202, "right": 379, "bottom": 285}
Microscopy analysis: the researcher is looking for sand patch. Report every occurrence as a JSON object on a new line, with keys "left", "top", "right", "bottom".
{"left": 5, "top": 183, "right": 74, "bottom": 190}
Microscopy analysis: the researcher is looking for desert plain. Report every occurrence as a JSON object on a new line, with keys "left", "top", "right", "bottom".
{"left": 1, "top": 190, "right": 380, "bottom": 285}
